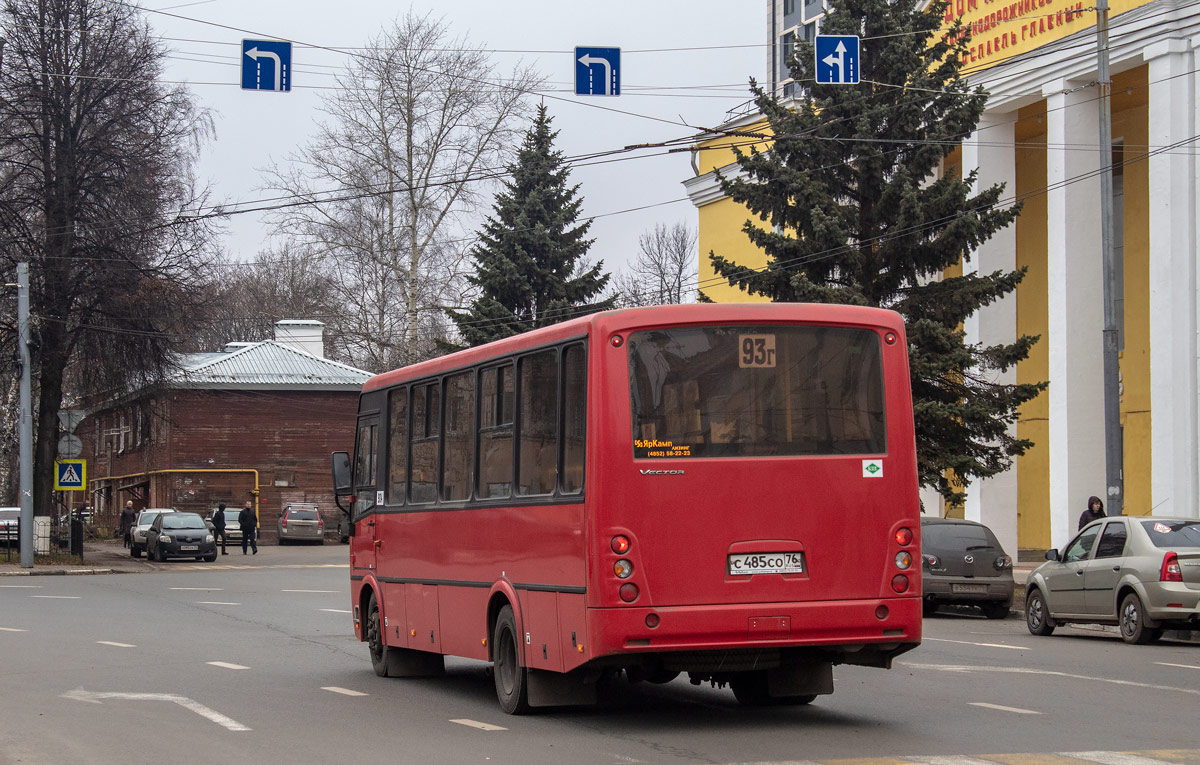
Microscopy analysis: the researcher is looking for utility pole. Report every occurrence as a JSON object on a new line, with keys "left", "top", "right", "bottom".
{"left": 1096, "top": 0, "right": 1123, "bottom": 516}
{"left": 17, "top": 263, "right": 35, "bottom": 566}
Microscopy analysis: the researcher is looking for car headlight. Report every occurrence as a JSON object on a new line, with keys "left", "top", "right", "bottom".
{"left": 159, "top": 534, "right": 172, "bottom": 544}
{"left": 205, "top": 535, "right": 214, "bottom": 543}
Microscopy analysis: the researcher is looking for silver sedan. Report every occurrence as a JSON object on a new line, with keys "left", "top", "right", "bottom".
{"left": 1025, "top": 516, "right": 1200, "bottom": 643}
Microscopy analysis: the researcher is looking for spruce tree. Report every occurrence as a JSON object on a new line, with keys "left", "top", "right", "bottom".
{"left": 710, "top": 0, "right": 1046, "bottom": 504}
{"left": 449, "top": 105, "right": 614, "bottom": 346}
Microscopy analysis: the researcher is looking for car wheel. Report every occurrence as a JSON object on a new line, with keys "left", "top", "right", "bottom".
{"left": 981, "top": 602, "right": 1010, "bottom": 620}
{"left": 1120, "top": 592, "right": 1156, "bottom": 645}
{"left": 493, "top": 605, "right": 529, "bottom": 714}
{"left": 922, "top": 600, "right": 938, "bottom": 617}
{"left": 730, "top": 670, "right": 816, "bottom": 706}
{"left": 131, "top": 545, "right": 141, "bottom": 559}
{"left": 1026, "top": 588, "right": 1055, "bottom": 636}
{"left": 203, "top": 553, "right": 217, "bottom": 562}
{"left": 339, "top": 536, "right": 349, "bottom": 544}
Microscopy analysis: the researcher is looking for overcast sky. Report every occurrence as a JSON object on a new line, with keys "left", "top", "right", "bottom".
{"left": 144, "top": 0, "right": 765, "bottom": 279}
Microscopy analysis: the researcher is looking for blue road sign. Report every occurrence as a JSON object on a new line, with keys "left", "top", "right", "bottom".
{"left": 575, "top": 47, "right": 620, "bottom": 96}
{"left": 815, "top": 35, "right": 860, "bottom": 85}
{"left": 242, "top": 39, "right": 292, "bottom": 92}
{"left": 55, "top": 459, "right": 86, "bottom": 491}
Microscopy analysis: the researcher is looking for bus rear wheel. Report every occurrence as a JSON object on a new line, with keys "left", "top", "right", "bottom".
{"left": 493, "top": 605, "right": 529, "bottom": 714}
{"left": 730, "top": 670, "right": 817, "bottom": 706}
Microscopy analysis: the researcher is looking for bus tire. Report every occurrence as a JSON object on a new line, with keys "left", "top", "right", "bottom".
{"left": 366, "top": 592, "right": 393, "bottom": 677}
{"left": 730, "top": 670, "right": 817, "bottom": 706}
{"left": 493, "top": 605, "right": 529, "bottom": 715}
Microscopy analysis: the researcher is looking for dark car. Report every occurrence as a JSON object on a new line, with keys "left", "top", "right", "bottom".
{"left": 1026, "top": 516, "right": 1200, "bottom": 643}
{"left": 145, "top": 512, "right": 217, "bottom": 562}
{"left": 920, "top": 517, "right": 1015, "bottom": 619}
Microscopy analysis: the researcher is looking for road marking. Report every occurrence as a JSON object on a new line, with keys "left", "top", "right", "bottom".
{"left": 282, "top": 589, "right": 337, "bottom": 593}
{"left": 322, "top": 687, "right": 367, "bottom": 697}
{"left": 321, "top": 608, "right": 352, "bottom": 614}
{"left": 904, "top": 662, "right": 1200, "bottom": 697}
{"left": 450, "top": 719, "right": 507, "bottom": 731}
{"left": 31, "top": 595, "right": 80, "bottom": 599}
{"left": 62, "top": 688, "right": 250, "bottom": 731}
{"left": 207, "top": 661, "right": 249, "bottom": 670}
{"left": 171, "top": 587, "right": 221, "bottom": 591}
{"left": 0, "top": 627, "right": 27, "bottom": 632}
{"left": 197, "top": 601, "right": 240, "bottom": 606}
{"left": 901, "top": 757, "right": 1001, "bottom": 764}
{"left": 923, "top": 637, "right": 1030, "bottom": 651}
{"left": 97, "top": 641, "right": 135, "bottom": 648}
{"left": 0, "top": 585, "right": 41, "bottom": 588}
{"left": 1062, "top": 753, "right": 1178, "bottom": 765}
{"left": 1155, "top": 662, "right": 1200, "bottom": 671}
{"left": 968, "top": 702, "right": 1040, "bottom": 715}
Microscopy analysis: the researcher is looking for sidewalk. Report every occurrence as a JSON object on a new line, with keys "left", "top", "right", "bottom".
{"left": 0, "top": 539, "right": 154, "bottom": 576}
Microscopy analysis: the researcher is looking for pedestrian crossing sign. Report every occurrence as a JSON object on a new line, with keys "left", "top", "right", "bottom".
{"left": 55, "top": 459, "right": 86, "bottom": 491}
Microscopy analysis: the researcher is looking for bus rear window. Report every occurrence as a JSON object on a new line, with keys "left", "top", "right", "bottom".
{"left": 628, "top": 325, "right": 886, "bottom": 458}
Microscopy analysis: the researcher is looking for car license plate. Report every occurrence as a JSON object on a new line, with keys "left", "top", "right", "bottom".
{"left": 951, "top": 583, "right": 988, "bottom": 594}
{"left": 180, "top": 545, "right": 198, "bottom": 551}
{"left": 727, "top": 552, "right": 805, "bottom": 575}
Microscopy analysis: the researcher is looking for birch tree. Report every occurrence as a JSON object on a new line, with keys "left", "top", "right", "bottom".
{"left": 612, "top": 221, "right": 697, "bottom": 307}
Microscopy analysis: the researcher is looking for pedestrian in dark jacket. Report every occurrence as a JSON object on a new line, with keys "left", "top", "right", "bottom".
{"left": 211, "top": 502, "right": 228, "bottom": 555}
{"left": 238, "top": 501, "right": 258, "bottom": 555}
{"left": 1078, "top": 495, "right": 1106, "bottom": 530}
{"left": 119, "top": 501, "right": 136, "bottom": 548}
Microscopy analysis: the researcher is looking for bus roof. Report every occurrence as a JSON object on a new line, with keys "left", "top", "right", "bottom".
{"left": 363, "top": 303, "right": 904, "bottom": 393}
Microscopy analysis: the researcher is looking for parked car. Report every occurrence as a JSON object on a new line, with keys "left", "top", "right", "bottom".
{"left": 277, "top": 503, "right": 324, "bottom": 545}
{"left": 130, "top": 508, "right": 176, "bottom": 558}
{"left": 210, "top": 506, "right": 242, "bottom": 543}
{"left": 146, "top": 512, "right": 217, "bottom": 562}
{"left": 0, "top": 508, "right": 19, "bottom": 546}
{"left": 920, "top": 517, "right": 1014, "bottom": 619}
{"left": 1026, "top": 516, "right": 1200, "bottom": 643}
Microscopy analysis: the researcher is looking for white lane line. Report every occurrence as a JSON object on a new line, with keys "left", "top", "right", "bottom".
{"left": 902, "top": 757, "right": 1004, "bottom": 764}
{"left": 968, "top": 702, "right": 1040, "bottom": 715}
{"left": 62, "top": 689, "right": 250, "bottom": 732}
{"left": 321, "top": 608, "right": 352, "bottom": 614}
{"left": 1156, "top": 661, "right": 1200, "bottom": 671}
{"left": 207, "top": 661, "right": 249, "bottom": 670}
{"left": 31, "top": 595, "right": 80, "bottom": 599}
{"left": 1061, "top": 753, "right": 1176, "bottom": 765}
{"left": 196, "top": 601, "right": 241, "bottom": 606}
{"left": 282, "top": 589, "right": 337, "bottom": 593}
{"left": 171, "top": 587, "right": 222, "bottom": 591}
{"left": 322, "top": 687, "right": 367, "bottom": 697}
{"left": 0, "top": 627, "right": 28, "bottom": 632}
{"left": 923, "top": 637, "right": 1029, "bottom": 651}
{"left": 97, "top": 641, "right": 136, "bottom": 648}
{"left": 0, "top": 585, "right": 41, "bottom": 588}
{"left": 450, "top": 719, "right": 507, "bottom": 731}
{"left": 904, "top": 662, "right": 1200, "bottom": 696}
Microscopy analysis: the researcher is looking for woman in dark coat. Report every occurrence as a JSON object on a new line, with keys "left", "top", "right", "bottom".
{"left": 119, "top": 501, "right": 136, "bottom": 548}
{"left": 1078, "top": 495, "right": 1105, "bottom": 530}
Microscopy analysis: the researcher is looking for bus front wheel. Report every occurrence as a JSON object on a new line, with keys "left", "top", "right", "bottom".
{"left": 493, "top": 605, "right": 529, "bottom": 714}
{"left": 366, "top": 592, "right": 392, "bottom": 677}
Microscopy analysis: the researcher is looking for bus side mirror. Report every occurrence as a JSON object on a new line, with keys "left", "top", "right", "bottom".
{"left": 331, "top": 451, "right": 352, "bottom": 495}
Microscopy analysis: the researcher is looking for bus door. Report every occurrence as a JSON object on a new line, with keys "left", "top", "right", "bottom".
{"left": 350, "top": 416, "right": 380, "bottom": 572}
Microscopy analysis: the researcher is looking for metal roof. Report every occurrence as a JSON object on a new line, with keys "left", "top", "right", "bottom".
{"left": 174, "top": 341, "right": 371, "bottom": 391}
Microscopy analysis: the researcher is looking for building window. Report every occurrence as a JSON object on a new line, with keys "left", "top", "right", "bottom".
{"left": 273, "top": 471, "right": 296, "bottom": 488}
{"left": 780, "top": 31, "right": 795, "bottom": 81}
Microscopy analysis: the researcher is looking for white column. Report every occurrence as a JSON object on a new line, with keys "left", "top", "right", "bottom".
{"left": 1147, "top": 40, "right": 1199, "bottom": 519}
{"left": 961, "top": 111, "right": 1019, "bottom": 556}
{"left": 1044, "top": 80, "right": 1106, "bottom": 548}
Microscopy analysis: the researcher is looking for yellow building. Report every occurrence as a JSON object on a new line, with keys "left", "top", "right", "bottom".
{"left": 685, "top": 0, "right": 1199, "bottom": 554}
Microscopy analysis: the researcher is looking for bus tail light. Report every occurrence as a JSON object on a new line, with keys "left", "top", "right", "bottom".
{"left": 645, "top": 613, "right": 659, "bottom": 628}
{"left": 890, "top": 575, "right": 909, "bottom": 593}
{"left": 895, "top": 527, "right": 913, "bottom": 546}
{"left": 614, "top": 559, "right": 633, "bottom": 579}
{"left": 1161, "top": 552, "right": 1183, "bottom": 582}
{"left": 894, "top": 551, "right": 912, "bottom": 570}
{"left": 619, "top": 583, "right": 639, "bottom": 602}
{"left": 611, "top": 535, "right": 630, "bottom": 554}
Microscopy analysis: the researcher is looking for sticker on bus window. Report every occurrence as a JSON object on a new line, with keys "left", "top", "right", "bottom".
{"left": 739, "top": 334, "right": 777, "bottom": 368}
{"left": 376, "top": 490, "right": 385, "bottom": 505}
{"left": 862, "top": 459, "right": 883, "bottom": 478}
{"left": 634, "top": 439, "right": 693, "bottom": 458}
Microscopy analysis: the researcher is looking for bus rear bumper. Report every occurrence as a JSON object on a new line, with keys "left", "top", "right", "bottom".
{"left": 590, "top": 596, "right": 921, "bottom": 667}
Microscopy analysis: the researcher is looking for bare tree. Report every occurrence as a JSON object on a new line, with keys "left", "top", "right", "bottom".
{"left": 612, "top": 222, "right": 698, "bottom": 307}
{"left": 0, "top": 0, "right": 217, "bottom": 514}
{"left": 262, "top": 12, "right": 542, "bottom": 370}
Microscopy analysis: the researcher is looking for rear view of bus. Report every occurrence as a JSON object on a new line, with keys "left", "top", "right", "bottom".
{"left": 587, "top": 304, "right": 921, "bottom": 704}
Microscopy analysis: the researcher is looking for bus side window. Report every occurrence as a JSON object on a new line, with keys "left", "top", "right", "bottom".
{"left": 477, "top": 364, "right": 514, "bottom": 498}
{"left": 387, "top": 387, "right": 408, "bottom": 506}
{"left": 410, "top": 383, "right": 439, "bottom": 504}
{"left": 352, "top": 420, "right": 378, "bottom": 520}
{"left": 518, "top": 350, "right": 558, "bottom": 496}
{"left": 561, "top": 343, "right": 586, "bottom": 494}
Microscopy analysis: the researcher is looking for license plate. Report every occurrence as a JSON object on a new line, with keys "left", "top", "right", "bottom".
{"left": 180, "top": 545, "right": 198, "bottom": 551}
{"left": 728, "top": 552, "right": 805, "bottom": 575}
{"left": 951, "top": 583, "right": 988, "bottom": 594}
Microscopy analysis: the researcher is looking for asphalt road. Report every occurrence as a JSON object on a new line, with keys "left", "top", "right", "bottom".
{"left": 1, "top": 544, "right": 1197, "bottom": 765}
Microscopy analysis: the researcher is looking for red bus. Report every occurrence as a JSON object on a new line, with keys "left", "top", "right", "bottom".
{"left": 331, "top": 303, "right": 921, "bottom": 713}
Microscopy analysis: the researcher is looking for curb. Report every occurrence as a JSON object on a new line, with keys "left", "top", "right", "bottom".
{"left": 0, "top": 567, "right": 118, "bottom": 576}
